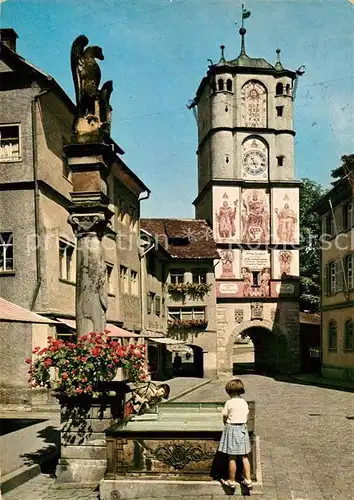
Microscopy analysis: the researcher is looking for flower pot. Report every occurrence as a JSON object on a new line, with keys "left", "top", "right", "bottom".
{"left": 112, "top": 367, "right": 129, "bottom": 382}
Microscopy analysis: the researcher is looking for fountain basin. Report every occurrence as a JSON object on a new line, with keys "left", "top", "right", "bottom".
{"left": 104, "top": 401, "right": 257, "bottom": 481}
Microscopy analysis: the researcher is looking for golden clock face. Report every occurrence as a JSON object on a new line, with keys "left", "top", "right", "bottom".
{"left": 243, "top": 150, "right": 267, "bottom": 176}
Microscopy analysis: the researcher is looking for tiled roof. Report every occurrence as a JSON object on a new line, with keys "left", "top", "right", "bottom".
{"left": 0, "top": 298, "right": 58, "bottom": 324}
{"left": 140, "top": 218, "right": 219, "bottom": 260}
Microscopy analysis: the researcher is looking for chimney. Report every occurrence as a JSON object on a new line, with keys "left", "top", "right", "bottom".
{"left": 0, "top": 29, "right": 19, "bottom": 52}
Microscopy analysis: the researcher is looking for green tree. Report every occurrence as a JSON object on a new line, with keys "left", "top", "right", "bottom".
{"left": 331, "top": 154, "right": 354, "bottom": 184}
{"left": 299, "top": 178, "right": 327, "bottom": 312}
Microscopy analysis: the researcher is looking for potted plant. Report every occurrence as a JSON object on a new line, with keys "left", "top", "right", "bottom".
{"left": 167, "top": 282, "right": 212, "bottom": 302}
{"left": 26, "top": 332, "right": 148, "bottom": 398}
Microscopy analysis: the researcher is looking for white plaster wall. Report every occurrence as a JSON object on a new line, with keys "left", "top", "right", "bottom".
{"left": 211, "top": 131, "right": 234, "bottom": 178}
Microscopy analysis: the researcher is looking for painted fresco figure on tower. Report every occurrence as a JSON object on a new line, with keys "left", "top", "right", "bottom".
{"left": 220, "top": 250, "right": 235, "bottom": 278}
{"left": 275, "top": 203, "right": 297, "bottom": 243}
{"left": 279, "top": 250, "right": 292, "bottom": 276}
{"left": 242, "top": 190, "right": 268, "bottom": 242}
{"left": 216, "top": 197, "right": 238, "bottom": 239}
{"left": 259, "top": 267, "right": 271, "bottom": 296}
{"left": 241, "top": 267, "right": 252, "bottom": 297}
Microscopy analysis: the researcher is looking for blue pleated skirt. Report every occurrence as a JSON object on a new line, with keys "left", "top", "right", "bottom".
{"left": 218, "top": 423, "right": 251, "bottom": 456}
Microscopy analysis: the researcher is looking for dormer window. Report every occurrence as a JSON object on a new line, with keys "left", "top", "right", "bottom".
{"left": 226, "top": 79, "right": 232, "bottom": 91}
{"left": 218, "top": 79, "right": 224, "bottom": 91}
{"left": 275, "top": 82, "right": 283, "bottom": 96}
{"left": 168, "top": 236, "right": 189, "bottom": 246}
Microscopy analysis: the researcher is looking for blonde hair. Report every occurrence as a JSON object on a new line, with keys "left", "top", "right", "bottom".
{"left": 225, "top": 378, "right": 245, "bottom": 397}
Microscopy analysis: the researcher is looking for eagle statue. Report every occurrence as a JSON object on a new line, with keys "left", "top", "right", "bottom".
{"left": 71, "top": 35, "right": 113, "bottom": 130}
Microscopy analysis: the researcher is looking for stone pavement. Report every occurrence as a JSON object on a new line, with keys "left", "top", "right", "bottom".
{"left": 178, "top": 375, "right": 354, "bottom": 500}
{"left": 2, "top": 375, "right": 354, "bottom": 499}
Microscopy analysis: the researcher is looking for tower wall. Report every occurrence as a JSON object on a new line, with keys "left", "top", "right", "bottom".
{"left": 194, "top": 46, "right": 300, "bottom": 376}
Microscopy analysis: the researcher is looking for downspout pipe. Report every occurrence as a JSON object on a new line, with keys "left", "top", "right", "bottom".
{"left": 30, "top": 89, "right": 50, "bottom": 310}
{"left": 138, "top": 190, "right": 150, "bottom": 335}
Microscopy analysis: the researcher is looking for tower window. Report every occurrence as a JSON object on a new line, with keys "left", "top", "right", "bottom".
{"left": 286, "top": 83, "right": 291, "bottom": 94}
{"left": 251, "top": 271, "right": 260, "bottom": 287}
{"left": 276, "top": 106, "right": 284, "bottom": 117}
{"left": 277, "top": 156, "right": 284, "bottom": 167}
{"left": 218, "top": 79, "right": 224, "bottom": 91}
{"left": 226, "top": 79, "right": 232, "bottom": 91}
{"left": 276, "top": 82, "right": 283, "bottom": 95}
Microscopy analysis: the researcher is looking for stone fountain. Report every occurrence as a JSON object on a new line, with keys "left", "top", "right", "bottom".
{"left": 100, "top": 400, "right": 261, "bottom": 498}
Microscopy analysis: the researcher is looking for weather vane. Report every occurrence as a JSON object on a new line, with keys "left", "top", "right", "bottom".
{"left": 241, "top": 4, "right": 251, "bottom": 28}
{"left": 238, "top": 4, "right": 251, "bottom": 54}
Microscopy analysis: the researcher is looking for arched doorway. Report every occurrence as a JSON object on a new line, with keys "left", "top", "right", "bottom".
{"left": 232, "top": 329, "right": 255, "bottom": 374}
{"left": 170, "top": 344, "right": 204, "bottom": 378}
{"left": 229, "top": 320, "right": 289, "bottom": 376}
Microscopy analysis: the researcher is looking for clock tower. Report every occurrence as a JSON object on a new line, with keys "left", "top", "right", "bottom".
{"left": 193, "top": 21, "right": 301, "bottom": 375}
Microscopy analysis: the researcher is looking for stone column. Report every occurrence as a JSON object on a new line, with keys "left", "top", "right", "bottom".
{"left": 64, "top": 142, "right": 114, "bottom": 336}
{"left": 68, "top": 213, "right": 109, "bottom": 334}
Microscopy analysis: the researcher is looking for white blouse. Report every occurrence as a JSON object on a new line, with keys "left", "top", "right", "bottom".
{"left": 222, "top": 397, "right": 249, "bottom": 424}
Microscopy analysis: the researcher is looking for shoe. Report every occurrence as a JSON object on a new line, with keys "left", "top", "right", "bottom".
{"left": 242, "top": 479, "right": 253, "bottom": 489}
{"left": 221, "top": 479, "right": 237, "bottom": 488}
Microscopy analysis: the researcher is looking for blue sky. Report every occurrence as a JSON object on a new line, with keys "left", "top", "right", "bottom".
{"left": 2, "top": 0, "right": 353, "bottom": 218}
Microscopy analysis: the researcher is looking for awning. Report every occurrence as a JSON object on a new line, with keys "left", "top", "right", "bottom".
{"left": 0, "top": 298, "right": 58, "bottom": 324}
{"left": 106, "top": 324, "right": 140, "bottom": 338}
{"left": 147, "top": 337, "right": 186, "bottom": 345}
{"left": 56, "top": 318, "right": 140, "bottom": 338}
{"left": 143, "top": 330, "right": 166, "bottom": 338}
{"left": 56, "top": 318, "right": 76, "bottom": 330}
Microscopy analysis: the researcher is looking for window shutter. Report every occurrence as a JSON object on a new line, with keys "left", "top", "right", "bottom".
{"left": 324, "top": 264, "right": 329, "bottom": 296}
{"left": 335, "top": 261, "right": 343, "bottom": 292}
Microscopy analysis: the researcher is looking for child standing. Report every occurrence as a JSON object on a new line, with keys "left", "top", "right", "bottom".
{"left": 218, "top": 378, "right": 253, "bottom": 490}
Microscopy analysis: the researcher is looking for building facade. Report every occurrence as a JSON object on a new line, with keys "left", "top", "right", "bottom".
{"left": 0, "top": 29, "right": 151, "bottom": 407}
{"left": 316, "top": 172, "right": 354, "bottom": 381}
{"left": 141, "top": 218, "right": 219, "bottom": 378}
{"left": 193, "top": 31, "right": 301, "bottom": 375}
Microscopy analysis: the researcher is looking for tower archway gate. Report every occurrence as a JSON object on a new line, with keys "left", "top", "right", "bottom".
{"left": 217, "top": 317, "right": 300, "bottom": 377}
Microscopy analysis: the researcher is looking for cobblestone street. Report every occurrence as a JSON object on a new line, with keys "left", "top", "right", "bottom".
{"left": 3, "top": 375, "right": 354, "bottom": 499}
{"left": 177, "top": 375, "right": 354, "bottom": 500}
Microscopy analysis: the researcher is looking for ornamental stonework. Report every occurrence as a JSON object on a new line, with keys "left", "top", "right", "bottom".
{"left": 251, "top": 302, "right": 263, "bottom": 321}
{"left": 234, "top": 309, "right": 244, "bottom": 324}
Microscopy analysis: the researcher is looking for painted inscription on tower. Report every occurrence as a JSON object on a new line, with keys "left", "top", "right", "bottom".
{"left": 242, "top": 137, "right": 268, "bottom": 180}
{"left": 213, "top": 186, "right": 240, "bottom": 243}
{"left": 241, "top": 189, "right": 269, "bottom": 243}
{"left": 241, "top": 80, "right": 267, "bottom": 128}
{"left": 272, "top": 188, "right": 299, "bottom": 244}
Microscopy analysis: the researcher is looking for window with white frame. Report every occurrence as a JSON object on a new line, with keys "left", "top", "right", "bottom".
{"left": 130, "top": 270, "right": 138, "bottom": 295}
{"left": 120, "top": 265, "right": 129, "bottom": 293}
{"left": 147, "top": 292, "right": 155, "bottom": 315}
{"left": 59, "top": 239, "right": 74, "bottom": 281}
{"left": 0, "top": 125, "right": 20, "bottom": 161}
{"left": 168, "top": 307, "right": 205, "bottom": 321}
{"left": 347, "top": 254, "right": 354, "bottom": 290}
{"left": 329, "top": 261, "right": 336, "bottom": 294}
{"left": 106, "top": 263, "right": 114, "bottom": 295}
{"left": 170, "top": 268, "right": 184, "bottom": 284}
{"left": 0, "top": 232, "right": 13, "bottom": 271}
{"left": 345, "top": 320, "right": 354, "bottom": 350}
{"left": 192, "top": 268, "right": 207, "bottom": 284}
